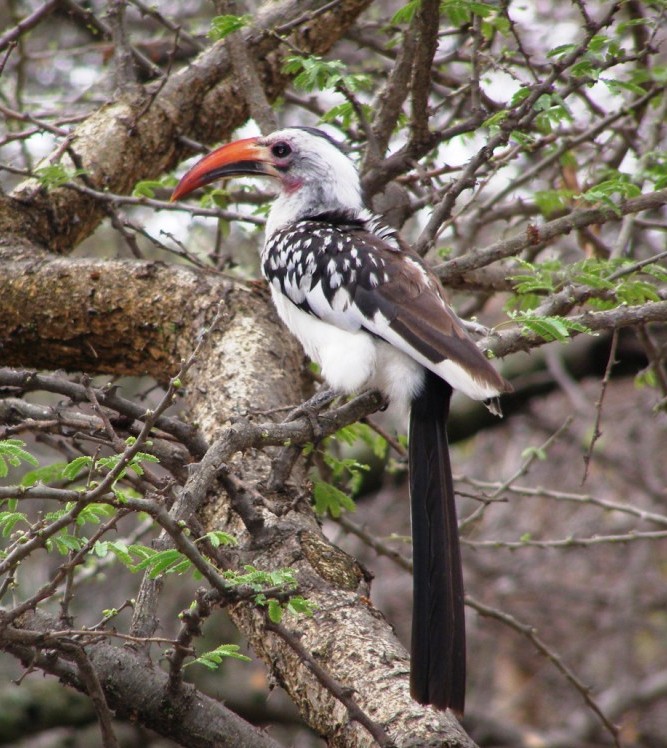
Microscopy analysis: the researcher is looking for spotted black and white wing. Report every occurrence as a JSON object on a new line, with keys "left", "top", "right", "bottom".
{"left": 262, "top": 212, "right": 508, "bottom": 400}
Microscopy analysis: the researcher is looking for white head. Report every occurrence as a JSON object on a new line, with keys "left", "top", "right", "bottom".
{"left": 172, "top": 127, "right": 364, "bottom": 236}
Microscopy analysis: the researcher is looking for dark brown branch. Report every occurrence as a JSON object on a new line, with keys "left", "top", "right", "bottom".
{"left": 1, "top": 611, "right": 283, "bottom": 748}
{"left": 69, "top": 647, "right": 120, "bottom": 748}
{"left": 214, "top": 0, "right": 278, "bottom": 134}
{"left": 0, "top": 0, "right": 61, "bottom": 53}
{"left": 0, "top": 368, "right": 206, "bottom": 457}
{"left": 408, "top": 0, "right": 440, "bottom": 146}
{"left": 2, "top": 0, "right": 372, "bottom": 254}
{"left": 468, "top": 596, "right": 621, "bottom": 747}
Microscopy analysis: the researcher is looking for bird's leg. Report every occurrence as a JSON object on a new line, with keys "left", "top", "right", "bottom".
{"left": 285, "top": 387, "right": 339, "bottom": 441}
{"left": 267, "top": 388, "right": 339, "bottom": 491}
{"left": 459, "top": 318, "right": 494, "bottom": 337}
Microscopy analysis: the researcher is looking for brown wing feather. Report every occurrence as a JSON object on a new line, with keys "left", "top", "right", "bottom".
{"left": 349, "top": 231, "right": 510, "bottom": 393}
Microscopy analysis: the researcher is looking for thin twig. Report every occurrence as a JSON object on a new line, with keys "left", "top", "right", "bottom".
{"left": 69, "top": 647, "right": 120, "bottom": 748}
{"left": 265, "top": 620, "right": 396, "bottom": 747}
{"left": 582, "top": 330, "right": 618, "bottom": 484}
{"left": 0, "top": 0, "right": 60, "bottom": 52}
{"left": 468, "top": 595, "right": 621, "bottom": 748}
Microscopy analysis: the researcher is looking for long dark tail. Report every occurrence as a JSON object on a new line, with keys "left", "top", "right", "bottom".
{"left": 408, "top": 370, "right": 466, "bottom": 715}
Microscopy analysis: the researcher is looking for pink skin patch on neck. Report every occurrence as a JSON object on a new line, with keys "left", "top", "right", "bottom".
{"left": 282, "top": 176, "right": 303, "bottom": 194}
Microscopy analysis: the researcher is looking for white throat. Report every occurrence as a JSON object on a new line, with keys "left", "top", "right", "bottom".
{"left": 265, "top": 150, "right": 364, "bottom": 237}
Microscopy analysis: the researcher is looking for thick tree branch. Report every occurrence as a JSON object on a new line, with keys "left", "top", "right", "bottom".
{"left": 0, "top": 0, "right": 372, "bottom": 253}
{"left": 0, "top": 236, "right": 477, "bottom": 744}
{"left": 0, "top": 242, "right": 221, "bottom": 377}
{"left": 2, "top": 611, "right": 283, "bottom": 748}
{"left": 175, "top": 276, "right": 476, "bottom": 747}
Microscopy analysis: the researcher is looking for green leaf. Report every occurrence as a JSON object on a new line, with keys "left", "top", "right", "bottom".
{"left": 615, "top": 280, "right": 661, "bottom": 305}
{"left": 441, "top": 0, "right": 496, "bottom": 25}
{"left": 34, "top": 164, "right": 87, "bottom": 189}
{"left": 532, "top": 93, "right": 573, "bottom": 133}
{"left": 547, "top": 43, "right": 578, "bottom": 59}
{"left": 44, "top": 506, "right": 68, "bottom": 523}
{"left": 643, "top": 263, "right": 667, "bottom": 283}
{"left": 510, "top": 130, "right": 536, "bottom": 147}
{"left": 127, "top": 544, "right": 157, "bottom": 563}
{"left": 209, "top": 14, "right": 251, "bottom": 40}
{"left": 203, "top": 530, "right": 237, "bottom": 548}
{"left": 507, "top": 258, "right": 561, "bottom": 296}
{"left": 223, "top": 565, "right": 298, "bottom": 592}
{"left": 587, "top": 35, "right": 606, "bottom": 54}
{"left": 509, "top": 87, "right": 531, "bottom": 107}
{"left": 0, "top": 440, "right": 39, "bottom": 478}
{"left": 482, "top": 109, "right": 508, "bottom": 131}
{"left": 534, "top": 188, "right": 574, "bottom": 217}
{"left": 186, "top": 644, "right": 252, "bottom": 670}
{"left": 521, "top": 446, "right": 547, "bottom": 461}
{"left": 132, "top": 180, "right": 165, "bottom": 198}
{"left": 635, "top": 368, "right": 658, "bottom": 389}
{"left": 332, "top": 423, "right": 364, "bottom": 447}
{"left": 509, "top": 310, "right": 594, "bottom": 342}
{"left": 391, "top": 0, "right": 420, "bottom": 24}
{"left": 312, "top": 481, "right": 356, "bottom": 518}
{"left": 62, "top": 456, "right": 93, "bottom": 481}
{"left": 320, "top": 101, "right": 373, "bottom": 129}
{"left": 94, "top": 450, "right": 158, "bottom": 484}
{"left": 101, "top": 540, "right": 134, "bottom": 566}
{"left": 640, "top": 150, "right": 667, "bottom": 190}
{"left": 570, "top": 59, "right": 600, "bottom": 80}
{"left": 267, "top": 598, "right": 283, "bottom": 623}
{"left": 524, "top": 317, "right": 571, "bottom": 342}
{"left": 111, "top": 485, "right": 141, "bottom": 503}
{"left": 76, "top": 503, "right": 115, "bottom": 526}
{"left": 618, "top": 17, "right": 654, "bottom": 33}
{"left": 508, "top": 292, "right": 542, "bottom": 312}
{"left": 322, "top": 452, "right": 370, "bottom": 483}
{"left": 481, "top": 14, "right": 510, "bottom": 38}
{"left": 286, "top": 596, "right": 317, "bottom": 618}
{"left": 602, "top": 77, "right": 648, "bottom": 97}
{"left": 133, "top": 548, "right": 193, "bottom": 578}
{"left": 93, "top": 541, "right": 109, "bottom": 557}
{"left": 260, "top": 593, "right": 315, "bottom": 622}
{"left": 46, "top": 532, "right": 85, "bottom": 555}
{"left": 283, "top": 55, "right": 371, "bottom": 93}
{"left": 577, "top": 171, "right": 642, "bottom": 215}
{"left": 0, "top": 510, "right": 28, "bottom": 537}
{"left": 20, "top": 462, "right": 68, "bottom": 487}
{"left": 127, "top": 453, "right": 156, "bottom": 477}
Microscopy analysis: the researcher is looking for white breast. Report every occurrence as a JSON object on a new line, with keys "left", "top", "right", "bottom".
{"left": 269, "top": 286, "right": 424, "bottom": 417}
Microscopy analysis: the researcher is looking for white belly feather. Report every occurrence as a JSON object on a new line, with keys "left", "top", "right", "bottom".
{"left": 270, "top": 287, "right": 424, "bottom": 417}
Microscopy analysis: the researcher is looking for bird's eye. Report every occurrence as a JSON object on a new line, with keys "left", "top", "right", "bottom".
{"left": 271, "top": 142, "right": 292, "bottom": 159}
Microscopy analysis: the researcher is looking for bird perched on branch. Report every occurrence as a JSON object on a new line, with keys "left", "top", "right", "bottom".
{"left": 172, "top": 126, "right": 511, "bottom": 715}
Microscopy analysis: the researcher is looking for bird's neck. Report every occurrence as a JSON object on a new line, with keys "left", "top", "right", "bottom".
{"left": 265, "top": 174, "right": 364, "bottom": 238}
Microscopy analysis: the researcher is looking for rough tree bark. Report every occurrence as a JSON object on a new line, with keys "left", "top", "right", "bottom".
{"left": 0, "top": 242, "right": 475, "bottom": 747}
{"left": 4, "top": 611, "right": 283, "bottom": 748}
{"left": 5, "top": 1, "right": 666, "bottom": 745}
{"left": 0, "top": 0, "right": 477, "bottom": 744}
{"left": 1, "top": 0, "right": 373, "bottom": 253}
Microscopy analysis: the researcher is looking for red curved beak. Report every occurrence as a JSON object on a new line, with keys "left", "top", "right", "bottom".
{"left": 170, "top": 137, "right": 276, "bottom": 201}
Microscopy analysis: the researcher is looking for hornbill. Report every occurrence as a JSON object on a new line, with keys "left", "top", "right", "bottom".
{"left": 172, "top": 127, "right": 512, "bottom": 714}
